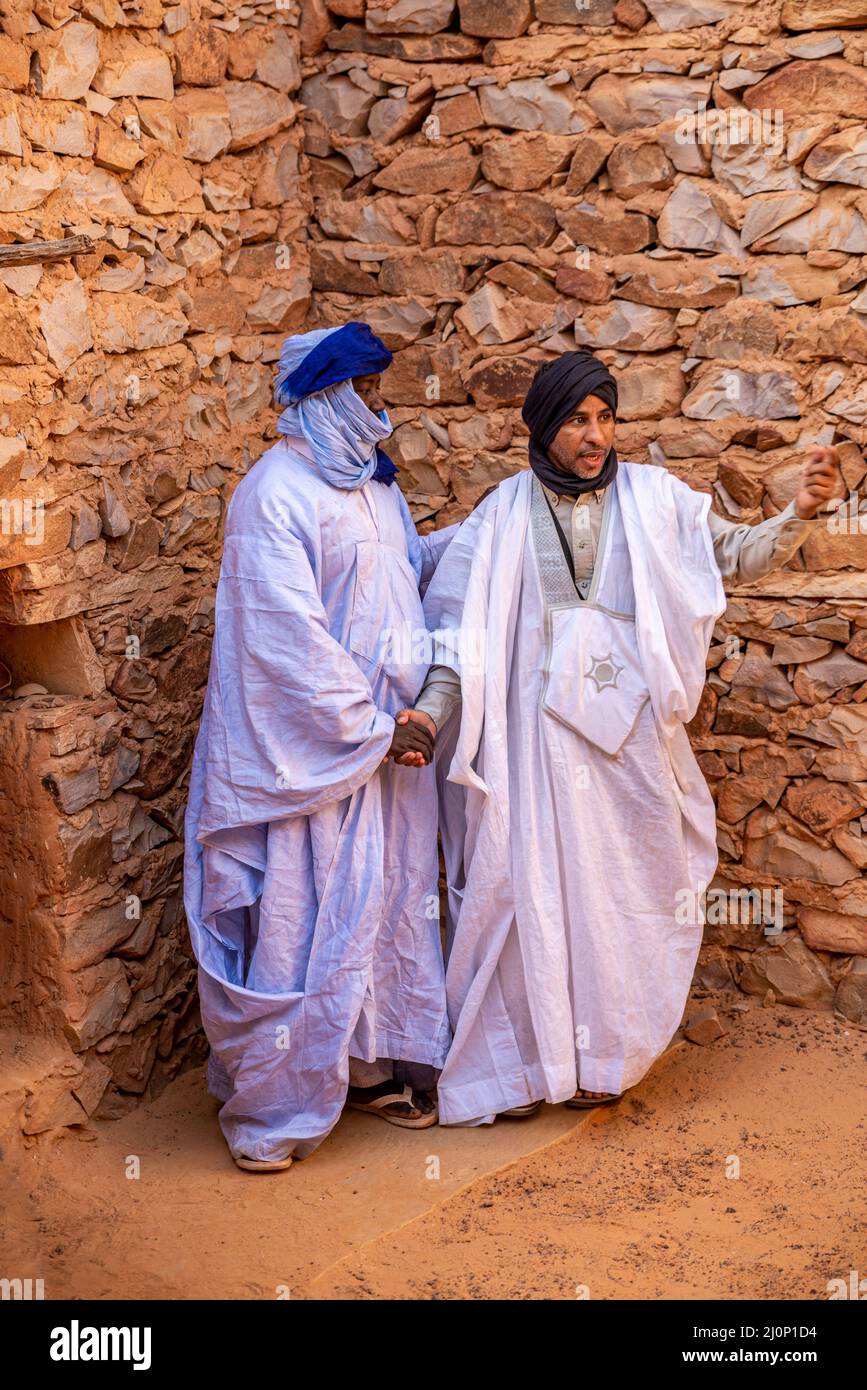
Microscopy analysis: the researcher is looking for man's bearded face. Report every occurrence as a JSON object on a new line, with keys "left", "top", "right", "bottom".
{"left": 546, "top": 392, "right": 616, "bottom": 479}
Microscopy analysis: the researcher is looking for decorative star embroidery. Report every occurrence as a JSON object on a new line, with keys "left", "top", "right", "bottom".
{"left": 585, "top": 651, "right": 624, "bottom": 693}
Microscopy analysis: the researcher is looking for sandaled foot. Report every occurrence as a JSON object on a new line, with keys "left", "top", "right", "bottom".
{"left": 234, "top": 1153, "right": 294, "bottom": 1172}
{"left": 564, "top": 1088, "right": 623, "bottom": 1109}
{"left": 346, "top": 1081, "right": 438, "bottom": 1129}
{"left": 501, "top": 1099, "right": 543, "bottom": 1117}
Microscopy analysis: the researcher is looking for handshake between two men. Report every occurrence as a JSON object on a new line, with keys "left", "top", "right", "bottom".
{"left": 383, "top": 708, "right": 438, "bottom": 767}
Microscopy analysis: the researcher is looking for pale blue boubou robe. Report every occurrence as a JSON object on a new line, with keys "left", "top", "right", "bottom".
{"left": 184, "top": 436, "right": 453, "bottom": 1162}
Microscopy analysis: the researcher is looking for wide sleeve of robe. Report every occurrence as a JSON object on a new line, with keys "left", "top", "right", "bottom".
{"left": 392, "top": 484, "right": 461, "bottom": 592}
{"left": 195, "top": 517, "right": 397, "bottom": 842}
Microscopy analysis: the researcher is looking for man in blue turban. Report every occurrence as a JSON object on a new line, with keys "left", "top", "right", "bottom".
{"left": 184, "top": 322, "right": 457, "bottom": 1171}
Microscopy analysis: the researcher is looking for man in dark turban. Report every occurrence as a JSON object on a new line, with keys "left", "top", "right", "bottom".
{"left": 405, "top": 348, "right": 846, "bottom": 1125}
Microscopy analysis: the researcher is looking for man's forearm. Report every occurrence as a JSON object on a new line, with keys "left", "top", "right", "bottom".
{"left": 414, "top": 663, "right": 461, "bottom": 729}
{"left": 708, "top": 497, "right": 829, "bottom": 584}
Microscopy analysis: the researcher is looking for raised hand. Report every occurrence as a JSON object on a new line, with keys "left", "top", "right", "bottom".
{"left": 795, "top": 446, "right": 847, "bottom": 519}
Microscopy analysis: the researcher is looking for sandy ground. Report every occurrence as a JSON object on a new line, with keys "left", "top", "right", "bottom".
{"left": 2, "top": 998, "right": 864, "bottom": 1301}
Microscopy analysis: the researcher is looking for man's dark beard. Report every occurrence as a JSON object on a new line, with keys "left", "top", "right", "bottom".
{"left": 549, "top": 447, "right": 608, "bottom": 481}
{"left": 529, "top": 438, "right": 619, "bottom": 497}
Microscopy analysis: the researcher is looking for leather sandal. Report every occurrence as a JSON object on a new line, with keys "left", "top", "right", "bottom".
{"left": 564, "top": 1090, "right": 624, "bottom": 1109}
{"left": 234, "top": 1153, "right": 294, "bottom": 1172}
{"left": 501, "top": 1099, "right": 543, "bottom": 1117}
{"left": 346, "top": 1082, "right": 438, "bottom": 1129}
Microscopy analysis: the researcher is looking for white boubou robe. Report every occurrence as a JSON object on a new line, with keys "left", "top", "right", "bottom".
{"left": 422, "top": 462, "right": 727, "bottom": 1125}
{"left": 184, "top": 437, "right": 452, "bottom": 1163}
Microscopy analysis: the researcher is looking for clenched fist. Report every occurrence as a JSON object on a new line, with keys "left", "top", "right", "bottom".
{"left": 795, "top": 446, "right": 847, "bottom": 520}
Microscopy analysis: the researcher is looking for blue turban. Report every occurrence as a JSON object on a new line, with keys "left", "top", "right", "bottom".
{"left": 273, "top": 322, "right": 397, "bottom": 488}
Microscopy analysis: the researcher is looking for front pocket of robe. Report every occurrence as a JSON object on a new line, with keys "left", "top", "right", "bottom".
{"left": 542, "top": 606, "right": 650, "bottom": 756}
{"left": 348, "top": 540, "right": 428, "bottom": 684}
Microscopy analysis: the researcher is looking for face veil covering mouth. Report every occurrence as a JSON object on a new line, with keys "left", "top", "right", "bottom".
{"left": 273, "top": 322, "right": 398, "bottom": 488}
{"left": 521, "top": 350, "right": 619, "bottom": 498}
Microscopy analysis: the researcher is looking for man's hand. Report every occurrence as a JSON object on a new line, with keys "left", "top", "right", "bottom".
{"left": 795, "top": 446, "right": 847, "bottom": 520}
{"left": 383, "top": 710, "right": 437, "bottom": 768}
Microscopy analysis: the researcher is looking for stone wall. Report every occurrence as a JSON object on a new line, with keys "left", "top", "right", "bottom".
{"left": 0, "top": 0, "right": 311, "bottom": 1135}
{"left": 3, "top": 0, "right": 867, "bottom": 1140}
